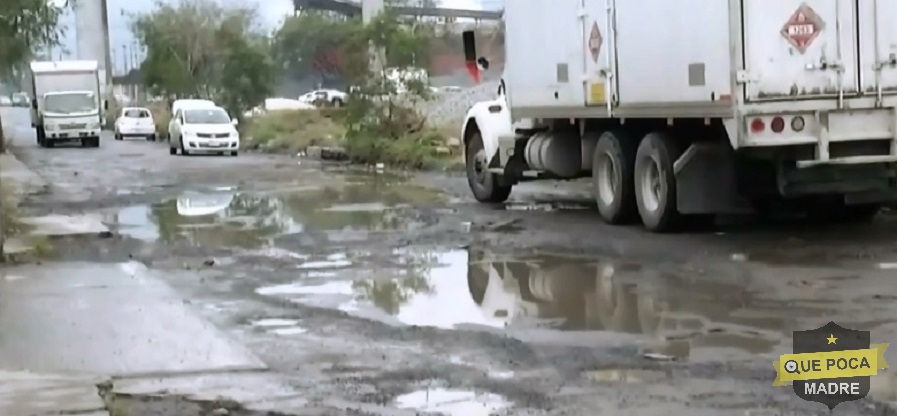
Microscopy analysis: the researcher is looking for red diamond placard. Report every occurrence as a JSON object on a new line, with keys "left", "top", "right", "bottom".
{"left": 781, "top": 3, "right": 825, "bottom": 54}
{"left": 588, "top": 21, "right": 602, "bottom": 63}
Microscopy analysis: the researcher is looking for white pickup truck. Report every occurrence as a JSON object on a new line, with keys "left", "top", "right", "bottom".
{"left": 29, "top": 60, "right": 106, "bottom": 148}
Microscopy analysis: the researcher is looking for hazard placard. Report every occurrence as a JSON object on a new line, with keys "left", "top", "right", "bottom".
{"left": 780, "top": 3, "right": 825, "bottom": 54}
{"left": 588, "top": 21, "right": 602, "bottom": 63}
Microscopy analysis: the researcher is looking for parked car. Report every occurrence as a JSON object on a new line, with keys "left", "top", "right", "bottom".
{"left": 166, "top": 99, "right": 216, "bottom": 140}
{"left": 243, "top": 98, "right": 315, "bottom": 118}
{"left": 0, "top": 96, "right": 10, "bottom": 106}
{"left": 168, "top": 106, "right": 239, "bottom": 156}
{"left": 114, "top": 107, "right": 156, "bottom": 141}
{"left": 298, "top": 89, "right": 347, "bottom": 107}
{"left": 11, "top": 92, "right": 29, "bottom": 107}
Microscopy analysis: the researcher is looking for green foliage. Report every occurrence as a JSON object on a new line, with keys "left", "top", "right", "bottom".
{"left": 132, "top": 0, "right": 276, "bottom": 117}
{"left": 0, "top": 0, "right": 66, "bottom": 77}
{"left": 273, "top": 12, "right": 359, "bottom": 82}
{"left": 243, "top": 109, "right": 346, "bottom": 153}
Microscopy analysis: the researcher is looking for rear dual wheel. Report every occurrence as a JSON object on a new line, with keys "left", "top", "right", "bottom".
{"left": 592, "top": 130, "right": 684, "bottom": 232}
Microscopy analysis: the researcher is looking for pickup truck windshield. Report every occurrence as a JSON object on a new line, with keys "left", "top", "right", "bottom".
{"left": 44, "top": 92, "right": 97, "bottom": 114}
{"left": 184, "top": 108, "right": 230, "bottom": 124}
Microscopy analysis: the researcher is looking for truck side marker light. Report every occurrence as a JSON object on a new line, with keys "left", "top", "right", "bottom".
{"left": 771, "top": 116, "right": 785, "bottom": 133}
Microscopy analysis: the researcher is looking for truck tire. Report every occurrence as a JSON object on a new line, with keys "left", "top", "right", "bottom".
{"left": 593, "top": 130, "right": 638, "bottom": 224}
{"left": 466, "top": 132, "right": 512, "bottom": 203}
{"left": 634, "top": 131, "right": 683, "bottom": 232}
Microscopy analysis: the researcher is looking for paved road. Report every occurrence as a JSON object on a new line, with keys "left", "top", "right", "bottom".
{"left": 5, "top": 106, "right": 897, "bottom": 415}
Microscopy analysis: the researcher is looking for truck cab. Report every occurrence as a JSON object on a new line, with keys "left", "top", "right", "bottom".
{"left": 29, "top": 61, "right": 104, "bottom": 148}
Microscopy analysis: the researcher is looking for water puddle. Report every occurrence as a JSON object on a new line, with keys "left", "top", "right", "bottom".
{"left": 248, "top": 318, "right": 308, "bottom": 336}
{"left": 582, "top": 368, "right": 667, "bottom": 384}
{"left": 250, "top": 319, "right": 300, "bottom": 327}
{"left": 256, "top": 246, "right": 897, "bottom": 361}
{"left": 394, "top": 388, "right": 511, "bottom": 416}
{"left": 107, "top": 177, "right": 443, "bottom": 247}
{"left": 503, "top": 201, "right": 592, "bottom": 212}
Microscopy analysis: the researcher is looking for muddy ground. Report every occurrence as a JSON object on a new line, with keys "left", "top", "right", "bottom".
{"left": 5, "top": 106, "right": 897, "bottom": 415}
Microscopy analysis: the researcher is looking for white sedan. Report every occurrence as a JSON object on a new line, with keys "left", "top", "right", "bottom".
{"left": 169, "top": 106, "right": 240, "bottom": 156}
{"left": 114, "top": 107, "right": 157, "bottom": 141}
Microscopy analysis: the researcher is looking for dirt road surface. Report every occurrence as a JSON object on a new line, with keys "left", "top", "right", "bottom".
{"left": 4, "top": 106, "right": 897, "bottom": 415}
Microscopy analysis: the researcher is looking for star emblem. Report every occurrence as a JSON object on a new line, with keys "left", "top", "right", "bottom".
{"left": 827, "top": 334, "right": 837, "bottom": 344}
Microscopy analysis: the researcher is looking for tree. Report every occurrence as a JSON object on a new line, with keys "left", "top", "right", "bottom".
{"left": 272, "top": 12, "right": 358, "bottom": 85}
{"left": 132, "top": 0, "right": 275, "bottom": 116}
{"left": 0, "top": 0, "right": 67, "bottom": 150}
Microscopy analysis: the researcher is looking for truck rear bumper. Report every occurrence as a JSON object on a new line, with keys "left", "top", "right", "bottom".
{"left": 738, "top": 101, "right": 897, "bottom": 167}
{"left": 46, "top": 130, "right": 100, "bottom": 140}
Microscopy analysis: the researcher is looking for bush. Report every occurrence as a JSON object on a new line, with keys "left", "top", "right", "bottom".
{"left": 148, "top": 103, "right": 171, "bottom": 136}
{"left": 243, "top": 109, "right": 346, "bottom": 152}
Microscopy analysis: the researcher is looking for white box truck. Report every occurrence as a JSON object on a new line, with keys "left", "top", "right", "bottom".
{"left": 460, "top": 0, "right": 897, "bottom": 232}
{"left": 29, "top": 60, "right": 106, "bottom": 148}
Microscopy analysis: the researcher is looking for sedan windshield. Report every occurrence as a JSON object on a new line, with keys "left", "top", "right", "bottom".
{"left": 184, "top": 108, "right": 230, "bottom": 124}
{"left": 44, "top": 92, "right": 97, "bottom": 114}
{"left": 124, "top": 109, "right": 151, "bottom": 118}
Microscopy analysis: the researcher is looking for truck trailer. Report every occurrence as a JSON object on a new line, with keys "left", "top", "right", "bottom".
{"left": 460, "top": 0, "right": 897, "bottom": 232}
{"left": 29, "top": 60, "right": 105, "bottom": 148}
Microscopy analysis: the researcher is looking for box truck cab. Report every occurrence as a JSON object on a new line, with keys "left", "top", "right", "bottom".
{"left": 29, "top": 60, "right": 105, "bottom": 148}
{"left": 461, "top": 0, "right": 897, "bottom": 232}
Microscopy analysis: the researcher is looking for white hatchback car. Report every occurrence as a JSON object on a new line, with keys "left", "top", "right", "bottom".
{"left": 169, "top": 106, "right": 239, "bottom": 156}
{"left": 114, "top": 107, "right": 156, "bottom": 141}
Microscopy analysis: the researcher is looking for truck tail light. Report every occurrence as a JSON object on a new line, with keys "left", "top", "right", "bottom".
{"left": 750, "top": 118, "right": 765, "bottom": 133}
{"left": 771, "top": 116, "right": 785, "bottom": 133}
{"left": 791, "top": 116, "right": 805, "bottom": 132}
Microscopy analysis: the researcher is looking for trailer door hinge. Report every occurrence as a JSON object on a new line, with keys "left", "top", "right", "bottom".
{"left": 736, "top": 70, "right": 759, "bottom": 84}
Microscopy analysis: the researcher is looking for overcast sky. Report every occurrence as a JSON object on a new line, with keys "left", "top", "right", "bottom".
{"left": 55, "top": 0, "right": 500, "bottom": 72}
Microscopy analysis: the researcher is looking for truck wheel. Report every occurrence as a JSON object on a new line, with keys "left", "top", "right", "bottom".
{"left": 634, "top": 132, "right": 683, "bottom": 232}
{"left": 466, "top": 132, "right": 512, "bottom": 203}
{"left": 593, "top": 130, "right": 638, "bottom": 224}
{"left": 36, "top": 127, "right": 46, "bottom": 146}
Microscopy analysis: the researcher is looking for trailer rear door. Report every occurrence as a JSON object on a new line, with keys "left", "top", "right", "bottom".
{"left": 857, "top": 0, "right": 897, "bottom": 96}
{"left": 742, "top": 0, "right": 859, "bottom": 101}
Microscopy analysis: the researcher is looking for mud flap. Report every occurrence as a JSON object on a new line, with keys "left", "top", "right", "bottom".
{"left": 673, "top": 142, "right": 751, "bottom": 214}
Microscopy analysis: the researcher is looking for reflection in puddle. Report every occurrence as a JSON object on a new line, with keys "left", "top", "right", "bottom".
{"left": 270, "top": 326, "right": 308, "bottom": 335}
{"left": 257, "top": 246, "right": 896, "bottom": 359}
{"left": 394, "top": 388, "right": 510, "bottom": 416}
{"left": 249, "top": 318, "right": 308, "bottom": 336}
{"left": 108, "top": 178, "right": 442, "bottom": 247}
{"left": 250, "top": 319, "right": 300, "bottom": 327}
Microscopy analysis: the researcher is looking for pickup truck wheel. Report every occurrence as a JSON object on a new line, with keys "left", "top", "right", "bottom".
{"left": 634, "top": 132, "right": 682, "bottom": 232}
{"left": 169, "top": 146, "right": 176, "bottom": 155}
{"left": 466, "top": 132, "right": 512, "bottom": 203}
{"left": 593, "top": 130, "right": 638, "bottom": 224}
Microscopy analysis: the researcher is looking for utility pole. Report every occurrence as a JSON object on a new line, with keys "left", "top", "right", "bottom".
{"left": 362, "top": 0, "right": 386, "bottom": 72}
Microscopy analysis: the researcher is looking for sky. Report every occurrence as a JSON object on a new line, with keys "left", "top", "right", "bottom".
{"left": 55, "top": 0, "right": 499, "bottom": 72}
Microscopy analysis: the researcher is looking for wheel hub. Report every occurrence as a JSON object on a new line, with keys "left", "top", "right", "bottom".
{"left": 640, "top": 157, "right": 663, "bottom": 212}
{"left": 472, "top": 149, "right": 488, "bottom": 183}
{"left": 597, "top": 152, "right": 617, "bottom": 205}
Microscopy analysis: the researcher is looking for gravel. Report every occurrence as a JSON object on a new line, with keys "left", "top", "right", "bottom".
{"left": 422, "top": 80, "right": 500, "bottom": 128}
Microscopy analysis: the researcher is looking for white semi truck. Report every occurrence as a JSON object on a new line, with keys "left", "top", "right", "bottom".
{"left": 461, "top": 0, "right": 897, "bottom": 232}
{"left": 29, "top": 60, "right": 105, "bottom": 148}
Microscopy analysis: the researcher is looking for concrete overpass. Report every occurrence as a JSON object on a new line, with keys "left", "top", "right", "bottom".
{"left": 293, "top": 0, "right": 502, "bottom": 20}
